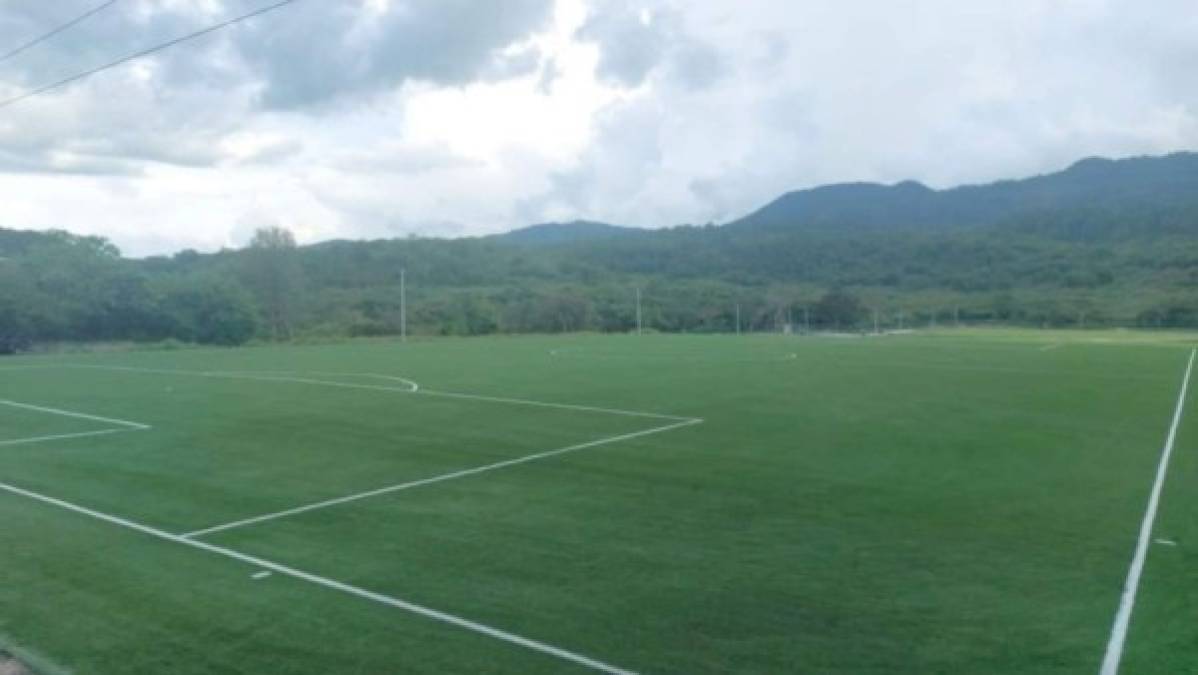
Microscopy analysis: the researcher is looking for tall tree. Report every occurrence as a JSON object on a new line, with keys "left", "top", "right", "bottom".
{"left": 241, "top": 226, "right": 301, "bottom": 340}
{"left": 813, "top": 288, "right": 865, "bottom": 330}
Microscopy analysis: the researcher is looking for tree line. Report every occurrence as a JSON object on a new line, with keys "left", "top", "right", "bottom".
{"left": 2, "top": 215, "right": 1198, "bottom": 353}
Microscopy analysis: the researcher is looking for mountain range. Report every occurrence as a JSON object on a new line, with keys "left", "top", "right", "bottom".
{"left": 499, "top": 151, "right": 1198, "bottom": 242}
{"left": 4, "top": 151, "right": 1198, "bottom": 349}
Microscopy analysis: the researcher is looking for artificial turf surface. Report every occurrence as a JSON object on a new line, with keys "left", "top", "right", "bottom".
{"left": 1, "top": 330, "right": 1194, "bottom": 673}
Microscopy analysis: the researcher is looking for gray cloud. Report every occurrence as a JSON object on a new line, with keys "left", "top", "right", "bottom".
{"left": 0, "top": 0, "right": 556, "bottom": 177}
{"left": 233, "top": 0, "right": 555, "bottom": 109}
{"left": 576, "top": 2, "right": 665, "bottom": 87}
{"left": 575, "top": 2, "right": 723, "bottom": 90}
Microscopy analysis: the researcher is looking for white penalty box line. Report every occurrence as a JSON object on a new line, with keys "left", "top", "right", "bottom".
{"left": 180, "top": 417, "right": 702, "bottom": 539}
{"left": 31, "top": 364, "right": 702, "bottom": 536}
{"left": 0, "top": 398, "right": 151, "bottom": 447}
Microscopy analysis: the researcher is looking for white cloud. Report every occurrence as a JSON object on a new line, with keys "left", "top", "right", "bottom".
{"left": 0, "top": 0, "right": 1196, "bottom": 255}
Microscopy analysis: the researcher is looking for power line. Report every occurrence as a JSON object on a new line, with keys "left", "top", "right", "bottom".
{"left": 0, "top": 0, "right": 301, "bottom": 111}
{"left": 0, "top": 1, "right": 120, "bottom": 65}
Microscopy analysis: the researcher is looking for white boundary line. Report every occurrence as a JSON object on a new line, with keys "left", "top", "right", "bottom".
{"left": 203, "top": 371, "right": 419, "bottom": 394}
{"left": 416, "top": 388, "right": 690, "bottom": 421}
{"left": 549, "top": 348, "right": 799, "bottom": 364}
{"left": 0, "top": 398, "right": 150, "bottom": 429}
{"left": 0, "top": 480, "right": 636, "bottom": 675}
{"left": 0, "top": 428, "right": 132, "bottom": 448}
{"left": 181, "top": 418, "right": 702, "bottom": 539}
{"left": 1099, "top": 348, "right": 1195, "bottom": 675}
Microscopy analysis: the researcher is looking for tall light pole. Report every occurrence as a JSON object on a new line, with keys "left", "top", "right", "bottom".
{"left": 399, "top": 267, "right": 407, "bottom": 342}
{"left": 735, "top": 303, "right": 741, "bottom": 336}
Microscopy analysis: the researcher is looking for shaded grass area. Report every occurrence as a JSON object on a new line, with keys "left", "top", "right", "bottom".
{"left": 1, "top": 330, "right": 1193, "bottom": 673}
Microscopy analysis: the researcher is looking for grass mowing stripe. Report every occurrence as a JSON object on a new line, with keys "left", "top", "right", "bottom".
{"left": 181, "top": 418, "right": 703, "bottom": 539}
{"left": 0, "top": 480, "right": 639, "bottom": 675}
{"left": 0, "top": 398, "right": 151, "bottom": 429}
{"left": 1100, "top": 348, "right": 1196, "bottom": 675}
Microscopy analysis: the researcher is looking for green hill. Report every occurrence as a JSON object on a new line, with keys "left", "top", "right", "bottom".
{"left": 3, "top": 152, "right": 1198, "bottom": 350}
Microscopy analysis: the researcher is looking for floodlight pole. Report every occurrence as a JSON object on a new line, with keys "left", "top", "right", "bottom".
{"left": 804, "top": 307, "right": 810, "bottom": 334}
{"left": 735, "top": 303, "right": 741, "bottom": 336}
{"left": 400, "top": 268, "right": 407, "bottom": 342}
{"left": 873, "top": 308, "right": 879, "bottom": 334}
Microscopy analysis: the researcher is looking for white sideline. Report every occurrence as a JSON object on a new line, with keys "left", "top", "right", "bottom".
{"left": 0, "top": 398, "right": 150, "bottom": 429}
{"left": 1099, "top": 348, "right": 1195, "bottom": 675}
{"left": 181, "top": 417, "right": 703, "bottom": 539}
{"left": 0, "top": 481, "right": 636, "bottom": 675}
{"left": 0, "top": 428, "right": 131, "bottom": 448}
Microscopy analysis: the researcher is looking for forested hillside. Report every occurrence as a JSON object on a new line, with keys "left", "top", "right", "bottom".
{"left": 3, "top": 152, "right": 1198, "bottom": 351}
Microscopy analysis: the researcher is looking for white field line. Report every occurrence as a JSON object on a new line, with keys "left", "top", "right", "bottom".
{"left": 181, "top": 417, "right": 703, "bottom": 539}
{"left": 0, "top": 428, "right": 133, "bottom": 448}
{"left": 1039, "top": 343, "right": 1064, "bottom": 351}
{"left": 61, "top": 365, "right": 421, "bottom": 394}
{"left": 550, "top": 348, "right": 800, "bottom": 364}
{"left": 202, "top": 371, "right": 419, "bottom": 394}
{"left": 1100, "top": 348, "right": 1195, "bottom": 675}
{"left": 415, "top": 388, "right": 691, "bottom": 422}
{"left": 0, "top": 398, "right": 150, "bottom": 429}
{"left": 0, "top": 481, "right": 636, "bottom": 675}
{"left": 836, "top": 360, "right": 1170, "bottom": 383}
{"left": 59, "top": 363, "right": 691, "bottom": 421}
{"left": 60, "top": 364, "right": 185, "bottom": 376}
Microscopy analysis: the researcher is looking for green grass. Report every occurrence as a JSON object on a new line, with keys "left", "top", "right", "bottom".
{"left": 0, "top": 330, "right": 1194, "bottom": 674}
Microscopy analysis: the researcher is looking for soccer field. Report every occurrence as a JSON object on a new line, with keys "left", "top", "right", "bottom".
{"left": 1, "top": 331, "right": 1195, "bottom": 674}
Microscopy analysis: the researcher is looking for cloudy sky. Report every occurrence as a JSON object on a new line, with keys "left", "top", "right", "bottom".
{"left": 0, "top": 0, "right": 1194, "bottom": 256}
